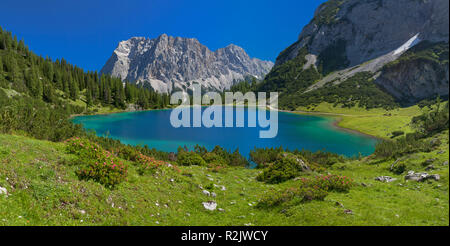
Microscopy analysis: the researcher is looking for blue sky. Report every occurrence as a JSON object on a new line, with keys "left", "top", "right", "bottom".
{"left": 1, "top": 0, "right": 326, "bottom": 71}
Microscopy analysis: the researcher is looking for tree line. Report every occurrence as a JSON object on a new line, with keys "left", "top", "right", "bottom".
{"left": 0, "top": 26, "right": 170, "bottom": 111}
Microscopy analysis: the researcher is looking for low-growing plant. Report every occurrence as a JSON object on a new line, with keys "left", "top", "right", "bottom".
{"left": 391, "top": 130, "right": 405, "bottom": 139}
{"left": 256, "top": 153, "right": 309, "bottom": 184}
{"left": 177, "top": 150, "right": 207, "bottom": 166}
{"left": 392, "top": 162, "right": 407, "bottom": 174}
{"left": 65, "top": 137, "right": 128, "bottom": 188}
{"left": 135, "top": 152, "right": 168, "bottom": 175}
{"left": 301, "top": 174, "right": 354, "bottom": 192}
{"left": 257, "top": 186, "right": 328, "bottom": 208}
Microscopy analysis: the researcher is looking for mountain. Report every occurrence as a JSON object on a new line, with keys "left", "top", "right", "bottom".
{"left": 101, "top": 34, "right": 274, "bottom": 93}
{"left": 261, "top": 0, "right": 449, "bottom": 109}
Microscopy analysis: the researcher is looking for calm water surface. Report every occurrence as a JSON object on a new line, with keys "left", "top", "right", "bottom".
{"left": 72, "top": 107, "right": 377, "bottom": 158}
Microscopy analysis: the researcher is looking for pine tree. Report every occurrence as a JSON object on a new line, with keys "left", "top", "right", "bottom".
{"left": 86, "top": 88, "right": 93, "bottom": 106}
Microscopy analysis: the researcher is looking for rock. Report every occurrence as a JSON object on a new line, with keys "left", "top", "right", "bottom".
{"left": 168, "top": 152, "right": 177, "bottom": 162}
{"left": 429, "top": 174, "right": 441, "bottom": 181}
{"left": 423, "top": 158, "right": 436, "bottom": 165}
{"left": 214, "top": 184, "right": 226, "bottom": 191}
{"left": 79, "top": 210, "right": 86, "bottom": 215}
{"left": 274, "top": 0, "right": 449, "bottom": 104}
{"left": 101, "top": 36, "right": 273, "bottom": 93}
{"left": 405, "top": 171, "right": 440, "bottom": 182}
{"left": 282, "top": 153, "right": 310, "bottom": 171}
{"left": 0, "top": 186, "right": 7, "bottom": 196}
{"left": 202, "top": 190, "right": 211, "bottom": 196}
{"left": 335, "top": 201, "right": 344, "bottom": 208}
{"left": 202, "top": 201, "right": 217, "bottom": 211}
{"left": 211, "top": 192, "right": 217, "bottom": 198}
{"left": 375, "top": 176, "right": 397, "bottom": 183}
{"left": 443, "top": 161, "right": 449, "bottom": 166}
{"left": 425, "top": 165, "right": 435, "bottom": 171}
{"left": 218, "top": 208, "right": 225, "bottom": 212}
{"left": 344, "top": 209, "right": 353, "bottom": 215}
{"left": 430, "top": 139, "right": 440, "bottom": 146}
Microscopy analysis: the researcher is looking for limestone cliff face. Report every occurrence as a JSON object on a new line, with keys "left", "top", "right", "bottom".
{"left": 277, "top": 0, "right": 448, "bottom": 66}
{"left": 101, "top": 35, "right": 273, "bottom": 93}
{"left": 375, "top": 45, "right": 449, "bottom": 104}
{"left": 273, "top": 0, "right": 449, "bottom": 103}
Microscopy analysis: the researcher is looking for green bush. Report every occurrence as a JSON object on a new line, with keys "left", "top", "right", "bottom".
{"left": 257, "top": 174, "right": 354, "bottom": 208}
{"left": 257, "top": 186, "right": 328, "bottom": 208}
{"left": 135, "top": 152, "right": 170, "bottom": 175}
{"left": 391, "top": 130, "right": 405, "bottom": 139}
{"left": 374, "top": 134, "right": 434, "bottom": 159}
{"left": 391, "top": 162, "right": 407, "bottom": 174}
{"left": 65, "top": 137, "right": 128, "bottom": 187}
{"left": 412, "top": 100, "right": 449, "bottom": 136}
{"left": 202, "top": 152, "right": 227, "bottom": 167}
{"left": 177, "top": 150, "right": 207, "bottom": 166}
{"left": 250, "top": 147, "right": 283, "bottom": 169}
{"left": 301, "top": 174, "right": 354, "bottom": 192}
{"left": 256, "top": 153, "right": 309, "bottom": 184}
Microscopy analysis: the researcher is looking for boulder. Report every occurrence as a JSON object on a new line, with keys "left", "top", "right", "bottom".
{"left": 405, "top": 171, "right": 440, "bottom": 182}
{"left": 0, "top": 186, "right": 7, "bottom": 196}
{"left": 202, "top": 201, "right": 217, "bottom": 211}
{"left": 425, "top": 165, "right": 435, "bottom": 171}
{"left": 375, "top": 176, "right": 397, "bottom": 182}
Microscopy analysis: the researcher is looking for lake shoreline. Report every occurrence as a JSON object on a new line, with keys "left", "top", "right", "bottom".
{"left": 72, "top": 105, "right": 381, "bottom": 140}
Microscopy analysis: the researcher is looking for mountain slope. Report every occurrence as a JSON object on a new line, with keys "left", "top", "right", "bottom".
{"left": 101, "top": 35, "right": 274, "bottom": 93}
{"left": 261, "top": 0, "right": 449, "bottom": 109}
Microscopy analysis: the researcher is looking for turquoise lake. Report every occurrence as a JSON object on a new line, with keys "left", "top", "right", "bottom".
{"left": 72, "top": 107, "right": 378, "bottom": 158}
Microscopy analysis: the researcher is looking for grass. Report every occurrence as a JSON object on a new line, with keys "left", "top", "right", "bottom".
{"left": 295, "top": 102, "right": 424, "bottom": 139}
{"left": 0, "top": 131, "right": 448, "bottom": 226}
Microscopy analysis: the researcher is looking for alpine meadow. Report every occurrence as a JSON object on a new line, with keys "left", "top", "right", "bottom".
{"left": 0, "top": 0, "right": 448, "bottom": 234}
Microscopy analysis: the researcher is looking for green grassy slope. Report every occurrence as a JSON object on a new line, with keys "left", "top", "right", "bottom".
{"left": 1, "top": 132, "right": 448, "bottom": 226}
{"left": 295, "top": 102, "right": 425, "bottom": 139}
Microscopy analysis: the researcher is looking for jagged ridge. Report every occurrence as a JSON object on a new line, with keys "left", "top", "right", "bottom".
{"left": 101, "top": 34, "right": 273, "bottom": 93}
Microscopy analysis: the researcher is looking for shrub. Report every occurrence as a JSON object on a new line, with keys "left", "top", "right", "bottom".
{"left": 412, "top": 99, "right": 449, "bottom": 136}
{"left": 202, "top": 152, "right": 227, "bottom": 167}
{"left": 391, "top": 131, "right": 405, "bottom": 139}
{"left": 391, "top": 162, "right": 407, "bottom": 174}
{"left": 250, "top": 147, "right": 283, "bottom": 169}
{"left": 301, "top": 174, "right": 354, "bottom": 193}
{"left": 135, "top": 152, "right": 168, "bottom": 175}
{"left": 374, "top": 134, "right": 434, "bottom": 159}
{"left": 65, "top": 137, "right": 128, "bottom": 187}
{"left": 256, "top": 153, "right": 309, "bottom": 184}
{"left": 257, "top": 186, "right": 328, "bottom": 208}
{"left": 177, "top": 151, "right": 207, "bottom": 166}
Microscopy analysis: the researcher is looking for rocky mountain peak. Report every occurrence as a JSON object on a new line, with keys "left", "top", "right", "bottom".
{"left": 277, "top": 0, "right": 449, "bottom": 67}
{"left": 263, "top": 0, "right": 448, "bottom": 106}
{"left": 101, "top": 35, "right": 273, "bottom": 93}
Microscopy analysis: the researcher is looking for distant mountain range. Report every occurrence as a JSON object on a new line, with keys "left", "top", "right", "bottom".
{"left": 101, "top": 34, "right": 273, "bottom": 93}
